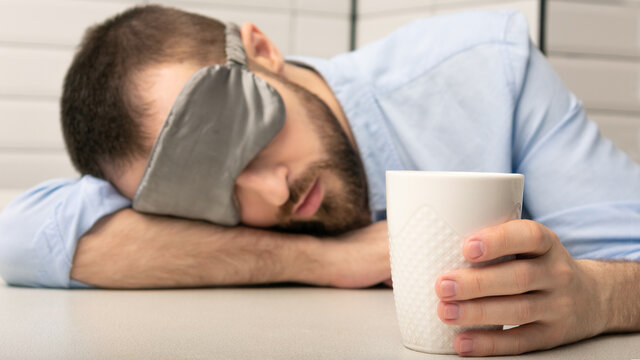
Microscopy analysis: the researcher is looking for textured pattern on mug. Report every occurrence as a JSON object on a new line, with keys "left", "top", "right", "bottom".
{"left": 389, "top": 205, "right": 500, "bottom": 353}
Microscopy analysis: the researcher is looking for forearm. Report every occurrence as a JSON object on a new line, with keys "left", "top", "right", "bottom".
{"left": 582, "top": 259, "right": 640, "bottom": 333}
{"left": 71, "top": 209, "right": 326, "bottom": 288}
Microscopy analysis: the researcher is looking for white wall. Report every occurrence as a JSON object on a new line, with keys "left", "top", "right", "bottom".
{"left": 0, "top": 0, "right": 351, "bottom": 210}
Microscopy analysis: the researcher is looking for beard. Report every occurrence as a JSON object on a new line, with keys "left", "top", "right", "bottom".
{"left": 265, "top": 73, "right": 371, "bottom": 237}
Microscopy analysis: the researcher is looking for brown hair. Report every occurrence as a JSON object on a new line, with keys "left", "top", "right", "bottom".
{"left": 61, "top": 5, "right": 226, "bottom": 179}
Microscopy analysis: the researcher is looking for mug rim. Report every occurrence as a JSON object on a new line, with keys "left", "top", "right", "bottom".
{"left": 386, "top": 170, "right": 523, "bottom": 179}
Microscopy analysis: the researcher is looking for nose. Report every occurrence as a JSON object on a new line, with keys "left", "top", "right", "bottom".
{"left": 235, "top": 164, "right": 290, "bottom": 207}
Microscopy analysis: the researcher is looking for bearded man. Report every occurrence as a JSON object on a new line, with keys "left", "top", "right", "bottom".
{"left": 1, "top": 5, "right": 639, "bottom": 356}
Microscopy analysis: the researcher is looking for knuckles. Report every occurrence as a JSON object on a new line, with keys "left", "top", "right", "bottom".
{"left": 552, "top": 262, "right": 574, "bottom": 288}
{"left": 522, "top": 220, "right": 545, "bottom": 249}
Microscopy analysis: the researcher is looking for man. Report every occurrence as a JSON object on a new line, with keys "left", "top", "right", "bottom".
{"left": 0, "top": 5, "right": 639, "bottom": 356}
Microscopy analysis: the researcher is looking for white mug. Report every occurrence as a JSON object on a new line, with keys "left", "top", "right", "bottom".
{"left": 386, "top": 171, "right": 524, "bottom": 354}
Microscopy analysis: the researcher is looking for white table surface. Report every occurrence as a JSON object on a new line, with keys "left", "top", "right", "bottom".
{"left": 1, "top": 281, "right": 639, "bottom": 360}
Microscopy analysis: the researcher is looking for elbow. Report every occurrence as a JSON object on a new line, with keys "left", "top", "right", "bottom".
{"left": 0, "top": 218, "right": 36, "bottom": 287}
{"left": 0, "top": 206, "right": 53, "bottom": 288}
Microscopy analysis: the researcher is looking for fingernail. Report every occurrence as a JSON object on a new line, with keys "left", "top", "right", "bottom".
{"left": 440, "top": 280, "right": 458, "bottom": 297}
{"left": 443, "top": 303, "right": 460, "bottom": 320}
{"left": 467, "top": 239, "right": 485, "bottom": 259}
{"left": 460, "top": 338, "right": 474, "bottom": 353}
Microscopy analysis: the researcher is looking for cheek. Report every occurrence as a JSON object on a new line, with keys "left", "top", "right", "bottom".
{"left": 277, "top": 113, "right": 325, "bottom": 171}
{"left": 256, "top": 115, "right": 318, "bottom": 178}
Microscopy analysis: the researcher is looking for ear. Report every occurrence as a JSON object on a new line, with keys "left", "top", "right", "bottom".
{"left": 240, "top": 22, "right": 284, "bottom": 74}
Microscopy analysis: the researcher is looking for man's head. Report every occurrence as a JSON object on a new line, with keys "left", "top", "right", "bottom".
{"left": 61, "top": 5, "right": 371, "bottom": 235}
{"left": 61, "top": 5, "right": 227, "bottom": 180}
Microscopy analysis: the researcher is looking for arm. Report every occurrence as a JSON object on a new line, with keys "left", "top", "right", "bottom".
{"left": 595, "top": 259, "right": 640, "bottom": 333}
{"left": 0, "top": 175, "right": 389, "bottom": 289}
{"left": 71, "top": 208, "right": 391, "bottom": 289}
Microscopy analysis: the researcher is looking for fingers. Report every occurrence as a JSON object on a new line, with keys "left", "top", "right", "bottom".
{"left": 463, "top": 220, "right": 558, "bottom": 262}
{"left": 436, "top": 258, "right": 548, "bottom": 300}
{"left": 431, "top": 221, "right": 578, "bottom": 356}
{"left": 437, "top": 292, "right": 551, "bottom": 326}
{"left": 454, "top": 323, "right": 556, "bottom": 356}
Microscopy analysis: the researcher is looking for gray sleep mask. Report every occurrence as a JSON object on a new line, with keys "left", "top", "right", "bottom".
{"left": 132, "top": 23, "right": 285, "bottom": 226}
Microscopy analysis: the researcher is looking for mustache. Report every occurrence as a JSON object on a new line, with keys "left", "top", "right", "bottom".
{"left": 277, "top": 160, "right": 332, "bottom": 221}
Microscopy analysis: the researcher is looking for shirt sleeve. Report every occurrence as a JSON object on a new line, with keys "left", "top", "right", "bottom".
{"left": 0, "top": 175, "right": 131, "bottom": 288}
{"left": 511, "top": 43, "right": 640, "bottom": 260}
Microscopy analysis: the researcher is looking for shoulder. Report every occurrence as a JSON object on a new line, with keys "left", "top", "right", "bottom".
{"left": 346, "top": 10, "right": 531, "bottom": 91}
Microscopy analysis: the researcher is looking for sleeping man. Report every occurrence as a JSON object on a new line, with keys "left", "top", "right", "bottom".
{"left": 0, "top": 5, "right": 639, "bottom": 356}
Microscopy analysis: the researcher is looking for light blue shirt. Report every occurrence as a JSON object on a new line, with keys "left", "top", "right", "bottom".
{"left": 1, "top": 10, "right": 639, "bottom": 288}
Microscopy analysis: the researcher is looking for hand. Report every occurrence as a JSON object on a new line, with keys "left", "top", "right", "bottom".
{"left": 321, "top": 220, "right": 392, "bottom": 288}
{"left": 434, "top": 220, "right": 606, "bottom": 356}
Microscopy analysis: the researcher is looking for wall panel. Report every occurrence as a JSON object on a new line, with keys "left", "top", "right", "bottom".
{"left": 589, "top": 112, "right": 640, "bottom": 163}
{"left": 547, "top": 1, "right": 640, "bottom": 58}
{"left": 358, "top": 0, "right": 432, "bottom": 15}
{"left": 0, "top": 99, "right": 63, "bottom": 150}
{"left": 0, "top": 47, "right": 73, "bottom": 98}
{"left": 549, "top": 56, "right": 640, "bottom": 113}
{"left": 0, "top": 152, "right": 77, "bottom": 189}
{"left": 0, "top": 0, "right": 138, "bottom": 47}
{"left": 153, "top": 0, "right": 290, "bottom": 10}
{"left": 295, "top": 0, "right": 351, "bottom": 14}
{"left": 293, "top": 14, "right": 350, "bottom": 58}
